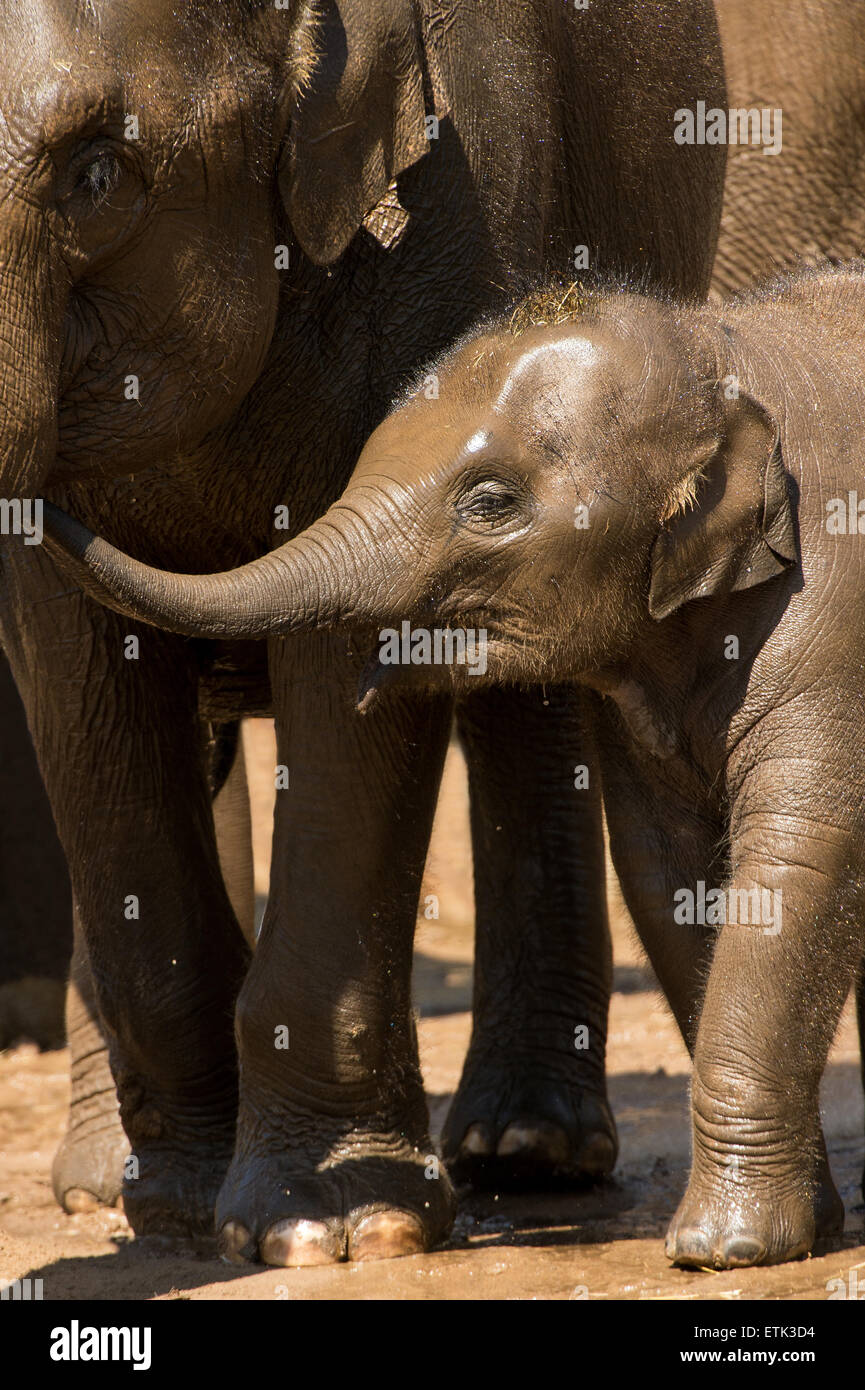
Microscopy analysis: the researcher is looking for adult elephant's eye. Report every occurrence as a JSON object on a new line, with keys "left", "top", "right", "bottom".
{"left": 76, "top": 152, "right": 123, "bottom": 207}
{"left": 56, "top": 141, "right": 147, "bottom": 269}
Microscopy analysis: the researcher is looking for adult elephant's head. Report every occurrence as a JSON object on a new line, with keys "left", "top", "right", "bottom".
{"left": 0, "top": 0, "right": 442, "bottom": 498}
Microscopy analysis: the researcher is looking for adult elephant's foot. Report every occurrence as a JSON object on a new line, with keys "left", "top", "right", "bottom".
{"left": 666, "top": 1107, "right": 844, "bottom": 1269}
{"left": 52, "top": 1110, "right": 129, "bottom": 1214}
{"left": 54, "top": 954, "right": 237, "bottom": 1232}
{"left": 216, "top": 1124, "right": 456, "bottom": 1267}
{"left": 120, "top": 1141, "right": 234, "bottom": 1237}
{"left": 441, "top": 1059, "right": 617, "bottom": 1188}
{"left": 114, "top": 1064, "right": 237, "bottom": 1237}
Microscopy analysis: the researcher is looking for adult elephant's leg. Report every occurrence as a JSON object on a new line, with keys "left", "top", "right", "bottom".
{"left": 2, "top": 579, "right": 250, "bottom": 1237}
{"left": 210, "top": 721, "right": 256, "bottom": 947}
{"left": 858, "top": 967, "right": 865, "bottom": 1200}
{"left": 217, "top": 632, "right": 456, "bottom": 1266}
{"left": 0, "top": 651, "right": 71, "bottom": 1050}
{"left": 52, "top": 913, "right": 128, "bottom": 1212}
{"left": 598, "top": 721, "right": 721, "bottom": 1054}
{"left": 52, "top": 722, "right": 254, "bottom": 1214}
{"left": 443, "top": 684, "right": 617, "bottom": 1185}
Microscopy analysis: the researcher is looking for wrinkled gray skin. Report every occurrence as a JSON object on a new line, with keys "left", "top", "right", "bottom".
{"left": 0, "top": 651, "right": 71, "bottom": 1050}
{"left": 54, "top": 727, "right": 255, "bottom": 1216}
{"left": 0, "top": 0, "right": 725, "bottom": 1263}
{"left": 713, "top": 0, "right": 865, "bottom": 293}
{"left": 51, "top": 263, "right": 865, "bottom": 1269}
{"left": 0, "top": 660, "right": 250, "bottom": 1075}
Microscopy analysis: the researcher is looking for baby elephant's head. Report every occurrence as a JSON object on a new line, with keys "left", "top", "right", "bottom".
{"left": 43, "top": 289, "right": 798, "bottom": 693}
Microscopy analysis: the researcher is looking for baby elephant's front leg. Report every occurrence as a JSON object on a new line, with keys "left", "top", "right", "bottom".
{"left": 668, "top": 775, "right": 862, "bottom": 1269}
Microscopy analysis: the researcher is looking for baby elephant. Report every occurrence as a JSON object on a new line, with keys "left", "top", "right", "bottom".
{"left": 45, "top": 264, "right": 865, "bottom": 1269}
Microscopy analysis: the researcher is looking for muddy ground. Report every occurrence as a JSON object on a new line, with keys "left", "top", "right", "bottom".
{"left": 1, "top": 721, "right": 863, "bottom": 1300}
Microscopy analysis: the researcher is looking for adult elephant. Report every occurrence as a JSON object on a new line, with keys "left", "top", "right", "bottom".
{"left": 713, "top": 0, "right": 865, "bottom": 294}
{"left": 52, "top": 723, "right": 256, "bottom": 1215}
{"left": 0, "top": 0, "right": 725, "bottom": 1265}
{"left": 0, "top": 652, "right": 71, "bottom": 1051}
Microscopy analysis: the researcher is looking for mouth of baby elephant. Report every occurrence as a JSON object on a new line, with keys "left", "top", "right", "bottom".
{"left": 356, "top": 614, "right": 497, "bottom": 713}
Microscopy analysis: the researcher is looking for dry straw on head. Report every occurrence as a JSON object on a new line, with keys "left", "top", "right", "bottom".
{"left": 509, "top": 281, "right": 590, "bottom": 337}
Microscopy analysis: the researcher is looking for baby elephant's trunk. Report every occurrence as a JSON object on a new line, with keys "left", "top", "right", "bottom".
{"left": 40, "top": 495, "right": 416, "bottom": 641}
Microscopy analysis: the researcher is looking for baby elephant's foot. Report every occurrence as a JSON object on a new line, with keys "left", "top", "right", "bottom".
{"left": 216, "top": 1128, "right": 456, "bottom": 1267}
{"left": 666, "top": 1154, "right": 844, "bottom": 1270}
{"left": 441, "top": 1065, "right": 617, "bottom": 1189}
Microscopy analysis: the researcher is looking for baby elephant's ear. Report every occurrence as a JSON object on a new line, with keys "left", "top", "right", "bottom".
{"left": 648, "top": 392, "right": 798, "bottom": 622}
{"left": 280, "top": 0, "right": 440, "bottom": 265}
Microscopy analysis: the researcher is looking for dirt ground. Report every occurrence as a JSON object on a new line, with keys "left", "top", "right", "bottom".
{"left": 1, "top": 721, "right": 863, "bottom": 1301}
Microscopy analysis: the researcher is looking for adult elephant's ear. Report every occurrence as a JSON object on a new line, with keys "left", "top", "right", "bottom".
{"left": 280, "top": 0, "right": 445, "bottom": 265}
{"left": 648, "top": 393, "right": 798, "bottom": 622}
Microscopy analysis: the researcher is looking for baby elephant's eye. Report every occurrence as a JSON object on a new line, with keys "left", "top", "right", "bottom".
{"left": 456, "top": 480, "right": 524, "bottom": 528}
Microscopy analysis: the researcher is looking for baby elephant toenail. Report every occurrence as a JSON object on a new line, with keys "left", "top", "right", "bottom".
{"left": 349, "top": 1210, "right": 426, "bottom": 1261}
{"left": 261, "top": 1218, "right": 344, "bottom": 1267}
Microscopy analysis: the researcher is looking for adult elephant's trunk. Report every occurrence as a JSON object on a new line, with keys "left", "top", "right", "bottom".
{"left": 0, "top": 209, "right": 67, "bottom": 497}
{"left": 41, "top": 490, "right": 423, "bottom": 641}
